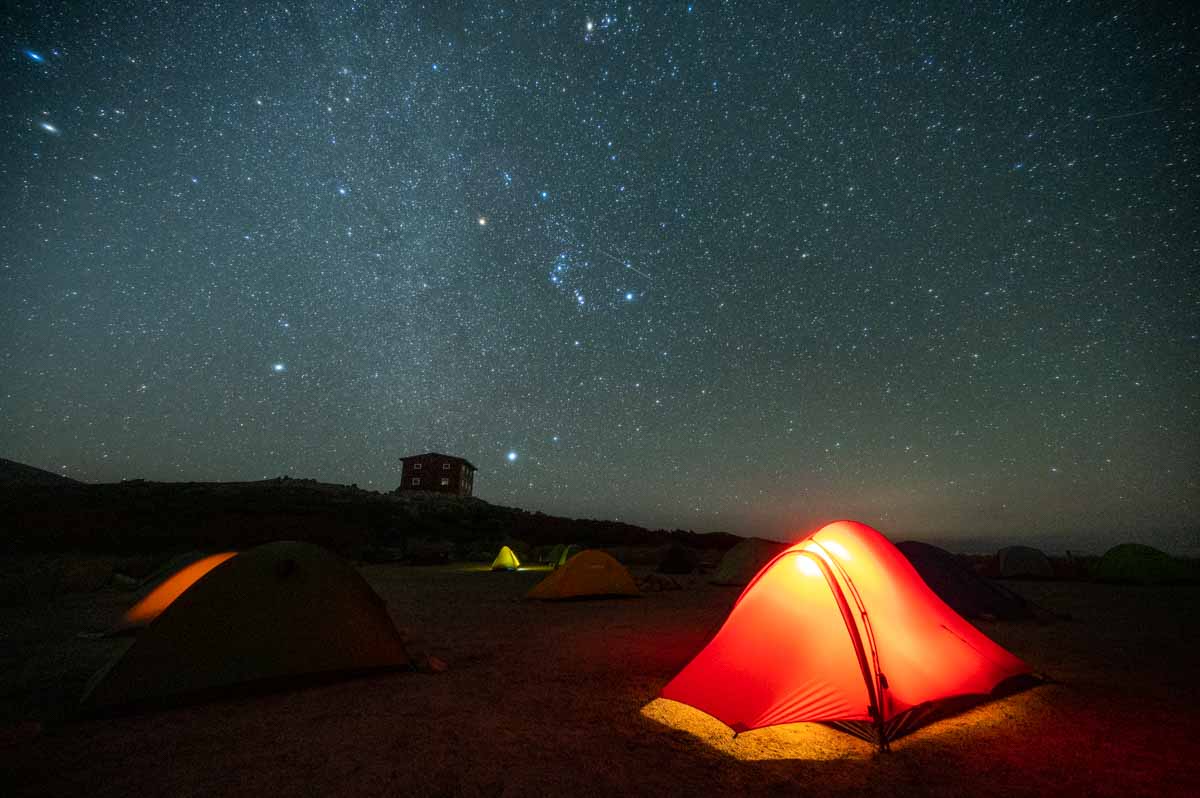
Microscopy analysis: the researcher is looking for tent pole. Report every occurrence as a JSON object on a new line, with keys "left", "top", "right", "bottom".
{"left": 798, "top": 550, "right": 888, "bottom": 752}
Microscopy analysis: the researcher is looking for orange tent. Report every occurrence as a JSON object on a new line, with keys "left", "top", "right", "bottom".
{"left": 526, "top": 550, "right": 638, "bottom": 600}
{"left": 660, "top": 520, "right": 1030, "bottom": 748}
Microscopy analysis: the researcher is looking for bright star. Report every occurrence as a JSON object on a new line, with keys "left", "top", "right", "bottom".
{"left": 506, "top": 451, "right": 518, "bottom": 462}
{"left": 624, "top": 292, "right": 635, "bottom": 301}
{"left": 272, "top": 363, "right": 286, "bottom": 373}
{"left": 478, "top": 216, "right": 487, "bottom": 226}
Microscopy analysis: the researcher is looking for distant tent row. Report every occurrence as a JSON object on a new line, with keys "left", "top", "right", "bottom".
{"left": 84, "top": 542, "right": 408, "bottom": 711}
{"left": 901, "top": 541, "right": 1193, "bottom": 592}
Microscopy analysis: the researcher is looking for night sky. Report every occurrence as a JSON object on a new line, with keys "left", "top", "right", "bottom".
{"left": 2, "top": 3, "right": 1197, "bottom": 553}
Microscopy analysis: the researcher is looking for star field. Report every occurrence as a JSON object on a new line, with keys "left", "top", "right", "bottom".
{"left": 2, "top": 2, "right": 1197, "bottom": 552}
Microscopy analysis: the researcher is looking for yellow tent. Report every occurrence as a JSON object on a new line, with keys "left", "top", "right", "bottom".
{"left": 526, "top": 549, "right": 639, "bottom": 599}
{"left": 491, "top": 545, "right": 520, "bottom": 571}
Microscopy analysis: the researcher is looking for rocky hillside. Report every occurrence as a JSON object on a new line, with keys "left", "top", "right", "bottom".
{"left": 0, "top": 471, "right": 740, "bottom": 556}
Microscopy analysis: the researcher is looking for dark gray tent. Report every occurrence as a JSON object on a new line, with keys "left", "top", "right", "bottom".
{"left": 997, "top": 545, "right": 1053, "bottom": 579}
{"left": 657, "top": 543, "right": 699, "bottom": 575}
{"left": 1093, "top": 543, "right": 1192, "bottom": 584}
{"left": 897, "top": 541, "right": 1034, "bottom": 620}
{"left": 710, "top": 538, "right": 786, "bottom": 586}
{"left": 82, "top": 541, "right": 409, "bottom": 711}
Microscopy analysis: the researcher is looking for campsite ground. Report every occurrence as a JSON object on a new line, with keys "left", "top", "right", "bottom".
{"left": 2, "top": 563, "right": 1198, "bottom": 797}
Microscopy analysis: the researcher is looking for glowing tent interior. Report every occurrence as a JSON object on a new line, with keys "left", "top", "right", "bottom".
{"left": 660, "top": 520, "right": 1031, "bottom": 749}
{"left": 82, "top": 541, "right": 409, "bottom": 711}
{"left": 491, "top": 545, "right": 521, "bottom": 571}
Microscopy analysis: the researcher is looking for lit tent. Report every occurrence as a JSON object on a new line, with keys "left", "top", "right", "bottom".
{"left": 896, "top": 540, "right": 1034, "bottom": 621}
{"left": 491, "top": 545, "right": 521, "bottom": 571}
{"left": 661, "top": 521, "right": 1031, "bottom": 749}
{"left": 527, "top": 549, "right": 639, "bottom": 599}
{"left": 711, "top": 537, "right": 787, "bottom": 586}
{"left": 82, "top": 541, "right": 409, "bottom": 711}
{"left": 997, "top": 545, "right": 1053, "bottom": 578}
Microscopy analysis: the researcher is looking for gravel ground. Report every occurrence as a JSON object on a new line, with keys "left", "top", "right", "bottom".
{"left": 2, "top": 561, "right": 1198, "bottom": 797}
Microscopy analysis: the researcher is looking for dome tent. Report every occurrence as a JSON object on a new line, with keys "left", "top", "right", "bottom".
{"left": 997, "top": 545, "right": 1053, "bottom": 578}
{"left": 527, "top": 550, "right": 639, "bottom": 600}
{"left": 657, "top": 543, "right": 699, "bottom": 575}
{"left": 491, "top": 545, "right": 521, "bottom": 571}
{"left": 661, "top": 521, "right": 1031, "bottom": 749}
{"left": 82, "top": 541, "right": 409, "bottom": 712}
{"left": 1093, "top": 543, "right": 1190, "bottom": 584}
{"left": 710, "top": 538, "right": 787, "bottom": 586}
{"left": 896, "top": 541, "right": 1034, "bottom": 620}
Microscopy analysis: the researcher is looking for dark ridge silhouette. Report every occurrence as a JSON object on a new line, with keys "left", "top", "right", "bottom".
{"left": 0, "top": 467, "right": 740, "bottom": 556}
{"left": 0, "top": 457, "right": 81, "bottom": 486}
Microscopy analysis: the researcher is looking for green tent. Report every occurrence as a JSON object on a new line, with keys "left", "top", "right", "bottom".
{"left": 1093, "top": 543, "right": 1190, "bottom": 584}
{"left": 82, "top": 541, "right": 408, "bottom": 711}
{"left": 554, "top": 544, "right": 582, "bottom": 568}
{"left": 710, "top": 537, "right": 787, "bottom": 586}
{"left": 491, "top": 545, "right": 521, "bottom": 571}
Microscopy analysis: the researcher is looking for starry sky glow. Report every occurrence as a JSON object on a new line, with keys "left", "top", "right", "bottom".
{"left": 2, "top": 2, "right": 1197, "bottom": 553}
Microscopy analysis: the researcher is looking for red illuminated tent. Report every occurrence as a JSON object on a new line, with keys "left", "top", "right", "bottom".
{"left": 660, "top": 520, "right": 1031, "bottom": 749}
